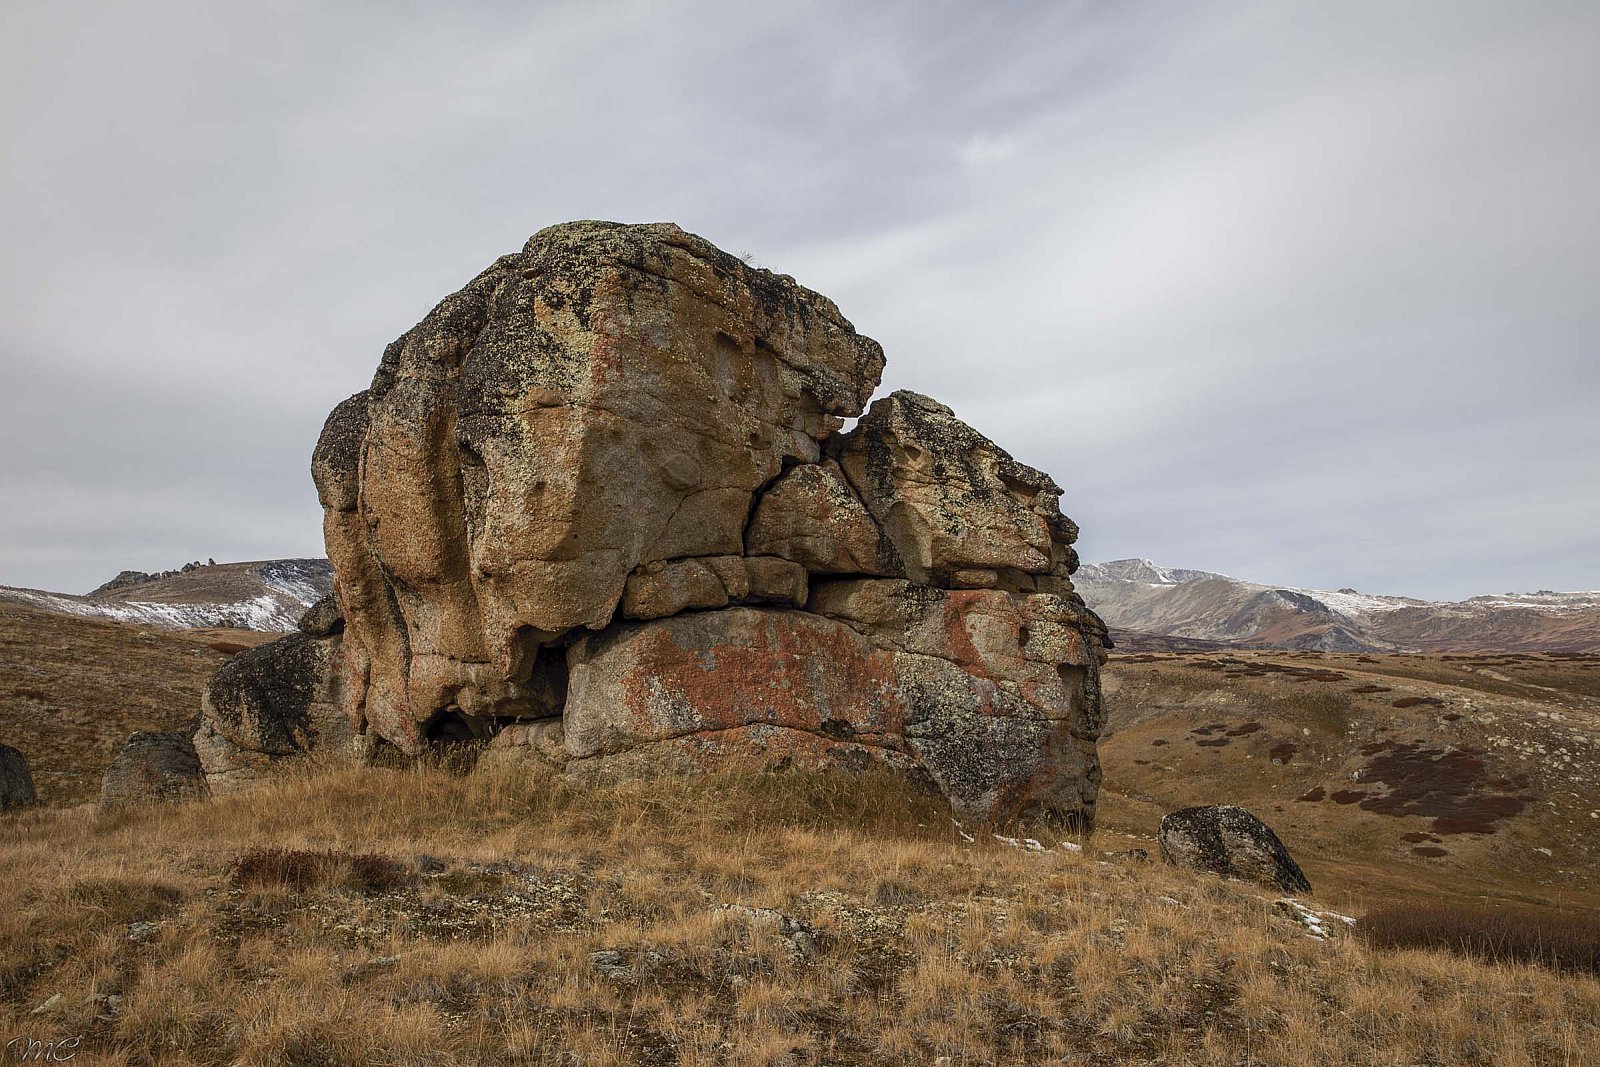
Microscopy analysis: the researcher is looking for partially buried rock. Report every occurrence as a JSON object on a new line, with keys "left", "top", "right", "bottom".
{"left": 0, "top": 744, "right": 37, "bottom": 811}
{"left": 101, "top": 731, "right": 208, "bottom": 808}
{"left": 1159, "top": 805, "right": 1312, "bottom": 894}
{"left": 192, "top": 631, "right": 370, "bottom": 793}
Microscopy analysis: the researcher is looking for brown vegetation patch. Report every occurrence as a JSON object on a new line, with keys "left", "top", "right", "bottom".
{"left": 1296, "top": 786, "right": 1326, "bottom": 802}
{"left": 1224, "top": 721, "right": 1262, "bottom": 736}
{"left": 1267, "top": 742, "right": 1298, "bottom": 764}
{"left": 1411, "top": 846, "right": 1450, "bottom": 858}
{"left": 1345, "top": 742, "right": 1533, "bottom": 835}
{"left": 1350, "top": 684, "right": 1392, "bottom": 694}
{"left": 1360, "top": 903, "right": 1600, "bottom": 974}
{"left": 232, "top": 848, "right": 413, "bottom": 894}
{"left": 1391, "top": 696, "right": 1446, "bottom": 709}
{"left": 1195, "top": 738, "right": 1231, "bottom": 748}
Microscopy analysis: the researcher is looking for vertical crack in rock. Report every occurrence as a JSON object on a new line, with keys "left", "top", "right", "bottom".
{"left": 196, "top": 221, "right": 1109, "bottom": 826}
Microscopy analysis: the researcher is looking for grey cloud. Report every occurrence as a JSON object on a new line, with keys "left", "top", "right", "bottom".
{"left": 3, "top": 1, "right": 1596, "bottom": 598}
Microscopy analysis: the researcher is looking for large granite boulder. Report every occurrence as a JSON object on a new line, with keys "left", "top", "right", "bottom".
{"left": 205, "top": 221, "right": 1110, "bottom": 826}
{"left": 1159, "top": 805, "right": 1312, "bottom": 894}
{"left": 101, "top": 731, "right": 207, "bottom": 808}
{"left": 312, "top": 222, "right": 884, "bottom": 753}
{"left": 0, "top": 744, "right": 36, "bottom": 811}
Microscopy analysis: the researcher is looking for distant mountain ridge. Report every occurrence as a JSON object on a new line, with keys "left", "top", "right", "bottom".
{"left": 0, "top": 559, "right": 331, "bottom": 632}
{"left": 1077, "top": 559, "right": 1600, "bottom": 653}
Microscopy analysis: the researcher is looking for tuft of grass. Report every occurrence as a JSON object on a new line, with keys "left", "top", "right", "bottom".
{"left": 232, "top": 847, "right": 413, "bottom": 894}
{"left": 1360, "top": 901, "right": 1600, "bottom": 974}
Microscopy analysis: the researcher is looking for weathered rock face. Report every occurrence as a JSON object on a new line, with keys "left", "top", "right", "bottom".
{"left": 193, "top": 630, "right": 371, "bottom": 793}
{"left": 281, "top": 221, "right": 1108, "bottom": 825}
{"left": 1159, "top": 805, "right": 1312, "bottom": 894}
{"left": 0, "top": 744, "right": 36, "bottom": 811}
{"left": 101, "top": 731, "right": 207, "bottom": 808}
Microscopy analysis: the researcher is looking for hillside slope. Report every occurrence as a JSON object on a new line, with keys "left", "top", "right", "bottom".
{"left": 1096, "top": 646, "right": 1600, "bottom": 913}
{"left": 1078, "top": 559, "right": 1600, "bottom": 653}
{"left": 0, "top": 600, "right": 276, "bottom": 805}
{"left": 0, "top": 558, "right": 331, "bottom": 632}
{"left": 2, "top": 763, "right": 1596, "bottom": 1065}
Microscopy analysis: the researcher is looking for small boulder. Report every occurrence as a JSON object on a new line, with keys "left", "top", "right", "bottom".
{"left": 297, "top": 594, "right": 344, "bottom": 637}
{"left": 0, "top": 744, "right": 37, "bottom": 811}
{"left": 1159, "top": 805, "right": 1312, "bottom": 894}
{"left": 101, "top": 731, "right": 208, "bottom": 808}
{"left": 193, "top": 630, "right": 369, "bottom": 792}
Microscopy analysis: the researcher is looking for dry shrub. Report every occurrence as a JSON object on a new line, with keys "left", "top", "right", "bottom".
{"left": 231, "top": 847, "right": 411, "bottom": 894}
{"left": 1361, "top": 901, "right": 1600, "bottom": 973}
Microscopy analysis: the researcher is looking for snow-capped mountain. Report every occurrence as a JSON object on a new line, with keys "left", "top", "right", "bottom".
{"left": 0, "top": 559, "right": 332, "bottom": 632}
{"left": 1076, "top": 559, "right": 1600, "bottom": 653}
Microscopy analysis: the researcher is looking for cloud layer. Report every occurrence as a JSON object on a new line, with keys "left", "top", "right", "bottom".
{"left": 4, "top": 1, "right": 1596, "bottom": 599}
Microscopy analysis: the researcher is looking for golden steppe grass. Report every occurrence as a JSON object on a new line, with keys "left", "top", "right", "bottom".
{"left": 1, "top": 761, "right": 1596, "bottom": 1066}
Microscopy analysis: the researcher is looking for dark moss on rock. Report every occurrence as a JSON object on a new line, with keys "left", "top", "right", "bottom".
{"left": 1159, "top": 804, "right": 1312, "bottom": 894}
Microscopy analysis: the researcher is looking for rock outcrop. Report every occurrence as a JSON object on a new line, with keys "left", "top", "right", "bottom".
{"left": 1159, "top": 805, "right": 1312, "bottom": 893}
{"left": 0, "top": 744, "right": 36, "bottom": 811}
{"left": 200, "top": 221, "right": 1110, "bottom": 825}
{"left": 101, "top": 731, "right": 208, "bottom": 808}
{"left": 193, "top": 598, "right": 371, "bottom": 792}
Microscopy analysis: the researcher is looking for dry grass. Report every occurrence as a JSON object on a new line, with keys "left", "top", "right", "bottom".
{"left": 0, "top": 601, "right": 243, "bottom": 805}
{"left": 0, "top": 763, "right": 1597, "bottom": 1065}
{"left": 1361, "top": 902, "right": 1600, "bottom": 975}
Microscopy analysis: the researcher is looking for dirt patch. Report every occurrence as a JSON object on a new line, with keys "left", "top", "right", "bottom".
{"left": 1296, "top": 786, "right": 1326, "bottom": 802}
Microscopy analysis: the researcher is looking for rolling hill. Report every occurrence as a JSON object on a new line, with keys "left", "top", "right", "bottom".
{"left": 0, "top": 558, "right": 331, "bottom": 632}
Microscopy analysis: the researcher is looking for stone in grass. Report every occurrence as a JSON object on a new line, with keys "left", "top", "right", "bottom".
{"left": 100, "top": 731, "right": 208, "bottom": 809}
{"left": 1158, "top": 804, "right": 1312, "bottom": 894}
{"left": 0, "top": 744, "right": 37, "bottom": 811}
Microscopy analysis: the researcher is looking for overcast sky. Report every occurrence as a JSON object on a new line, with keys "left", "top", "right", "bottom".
{"left": 3, "top": 1, "right": 1596, "bottom": 600}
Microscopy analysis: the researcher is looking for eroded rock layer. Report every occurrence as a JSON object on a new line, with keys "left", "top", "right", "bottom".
{"left": 205, "top": 221, "right": 1110, "bottom": 825}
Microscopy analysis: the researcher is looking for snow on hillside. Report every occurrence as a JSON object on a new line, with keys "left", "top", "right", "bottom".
{"left": 0, "top": 588, "right": 310, "bottom": 631}
{"left": 1080, "top": 559, "right": 1596, "bottom": 621}
{"left": 0, "top": 559, "right": 332, "bottom": 632}
{"left": 1077, "top": 559, "right": 1231, "bottom": 586}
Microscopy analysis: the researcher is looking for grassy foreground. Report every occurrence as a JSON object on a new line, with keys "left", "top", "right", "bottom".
{"left": 1, "top": 763, "right": 1596, "bottom": 1066}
